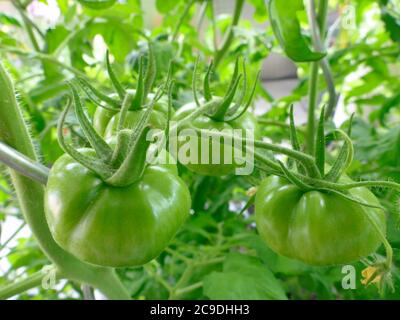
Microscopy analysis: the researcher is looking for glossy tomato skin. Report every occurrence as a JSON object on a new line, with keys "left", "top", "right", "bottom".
{"left": 45, "top": 149, "right": 191, "bottom": 267}
{"left": 171, "top": 101, "right": 260, "bottom": 177}
{"left": 255, "top": 176, "right": 386, "bottom": 266}
{"left": 93, "top": 92, "right": 169, "bottom": 137}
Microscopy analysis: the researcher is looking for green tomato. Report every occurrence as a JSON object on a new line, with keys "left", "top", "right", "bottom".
{"left": 44, "top": 149, "right": 191, "bottom": 267}
{"left": 255, "top": 176, "right": 386, "bottom": 266}
{"left": 171, "top": 101, "right": 260, "bottom": 177}
{"left": 93, "top": 92, "right": 170, "bottom": 138}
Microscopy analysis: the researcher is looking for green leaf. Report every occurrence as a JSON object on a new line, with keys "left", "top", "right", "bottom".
{"left": 248, "top": 0, "right": 268, "bottom": 23}
{"left": 0, "top": 13, "right": 21, "bottom": 27}
{"left": 379, "top": 0, "right": 400, "bottom": 43}
{"left": 0, "top": 30, "right": 19, "bottom": 47}
{"left": 77, "top": 0, "right": 117, "bottom": 10}
{"left": 268, "top": 0, "right": 326, "bottom": 62}
{"left": 379, "top": 93, "right": 400, "bottom": 126}
{"left": 203, "top": 253, "right": 287, "bottom": 300}
{"left": 156, "top": 0, "right": 181, "bottom": 14}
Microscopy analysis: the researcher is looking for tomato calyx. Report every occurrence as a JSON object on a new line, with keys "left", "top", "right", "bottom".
{"left": 191, "top": 57, "right": 260, "bottom": 122}
{"left": 361, "top": 255, "right": 394, "bottom": 294}
{"left": 76, "top": 42, "right": 158, "bottom": 114}
{"left": 57, "top": 83, "right": 165, "bottom": 187}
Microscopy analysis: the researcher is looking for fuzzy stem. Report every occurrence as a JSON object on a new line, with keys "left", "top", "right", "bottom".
{"left": 316, "top": 0, "right": 338, "bottom": 119}
{"left": 172, "top": 0, "right": 196, "bottom": 41}
{"left": 0, "top": 270, "right": 49, "bottom": 300}
{"left": 305, "top": 0, "right": 323, "bottom": 156}
{"left": 306, "top": 63, "right": 319, "bottom": 156}
{"left": 12, "top": 0, "right": 41, "bottom": 51}
{"left": 0, "top": 141, "right": 49, "bottom": 185}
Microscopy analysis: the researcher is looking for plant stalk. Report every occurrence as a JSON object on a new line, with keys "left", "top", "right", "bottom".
{"left": 0, "top": 141, "right": 49, "bottom": 185}
{"left": 172, "top": 0, "right": 196, "bottom": 41}
{"left": 0, "top": 271, "right": 50, "bottom": 300}
{"left": 214, "top": 0, "right": 245, "bottom": 68}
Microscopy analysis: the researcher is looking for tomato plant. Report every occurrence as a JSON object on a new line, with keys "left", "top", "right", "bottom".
{"left": 1, "top": 0, "right": 400, "bottom": 301}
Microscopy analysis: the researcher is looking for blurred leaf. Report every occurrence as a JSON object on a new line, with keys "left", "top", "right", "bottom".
{"left": 203, "top": 253, "right": 287, "bottom": 300}
{"left": 156, "top": 0, "right": 181, "bottom": 14}
{"left": 247, "top": 0, "right": 268, "bottom": 23}
{"left": 0, "top": 13, "right": 21, "bottom": 27}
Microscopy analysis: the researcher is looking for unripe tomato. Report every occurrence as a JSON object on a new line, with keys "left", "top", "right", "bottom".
{"left": 255, "top": 175, "right": 386, "bottom": 266}
{"left": 171, "top": 100, "right": 260, "bottom": 177}
{"left": 44, "top": 149, "right": 191, "bottom": 267}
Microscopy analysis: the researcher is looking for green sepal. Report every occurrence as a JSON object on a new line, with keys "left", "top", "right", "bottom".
{"left": 106, "top": 124, "right": 152, "bottom": 187}
{"left": 208, "top": 58, "right": 240, "bottom": 120}
{"left": 106, "top": 50, "right": 126, "bottom": 99}
{"left": 144, "top": 42, "right": 156, "bottom": 101}
{"left": 57, "top": 98, "right": 114, "bottom": 180}
{"left": 110, "top": 129, "right": 132, "bottom": 167}
{"left": 117, "top": 91, "right": 135, "bottom": 132}
{"left": 224, "top": 70, "right": 260, "bottom": 122}
{"left": 315, "top": 106, "right": 326, "bottom": 176}
{"left": 106, "top": 91, "right": 162, "bottom": 187}
{"left": 76, "top": 77, "right": 120, "bottom": 110}
{"left": 132, "top": 56, "right": 146, "bottom": 110}
{"left": 321, "top": 188, "right": 385, "bottom": 211}
{"left": 325, "top": 129, "right": 354, "bottom": 182}
{"left": 69, "top": 83, "right": 113, "bottom": 161}
{"left": 209, "top": 74, "right": 242, "bottom": 121}
{"left": 268, "top": 0, "right": 326, "bottom": 62}
{"left": 278, "top": 160, "right": 314, "bottom": 191}
{"left": 203, "top": 60, "right": 214, "bottom": 102}
{"left": 224, "top": 59, "right": 247, "bottom": 118}
{"left": 192, "top": 55, "right": 201, "bottom": 107}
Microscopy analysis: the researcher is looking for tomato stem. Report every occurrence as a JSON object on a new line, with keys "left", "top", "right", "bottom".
{"left": 172, "top": 0, "right": 196, "bottom": 41}
{"left": 0, "top": 141, "right": 49, "bottom": 185}
{"left": 214, "top": 0, "right": 245, "bottom": 68}
{"left": 0, "top": 270, "right": 50, "bottom": 300}
{"left": 306, "top": 62, "right": 319, "bottom": 156}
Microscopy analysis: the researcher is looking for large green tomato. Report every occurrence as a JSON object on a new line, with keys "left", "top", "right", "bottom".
{"left": 255, "top": 176, "right": 386, "bottom": 266}
{"left": 93, "top": 92, "right": 169, "bottom": 138}
{"left": 44, "top": 149, "right": 191, "bottom": 267}
{"left": 171, "top": 101, "right": 260, "bottom": 176}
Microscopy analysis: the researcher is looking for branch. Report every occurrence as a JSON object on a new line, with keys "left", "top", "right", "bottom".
{"left": 0, "top": 271, "right": 49, "bottom": 300}
{"left": 0, "top": 141, "right": 49, "bottom": 185}
{"left": 214, "top": 0, "right": 245, "bottom": 68}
